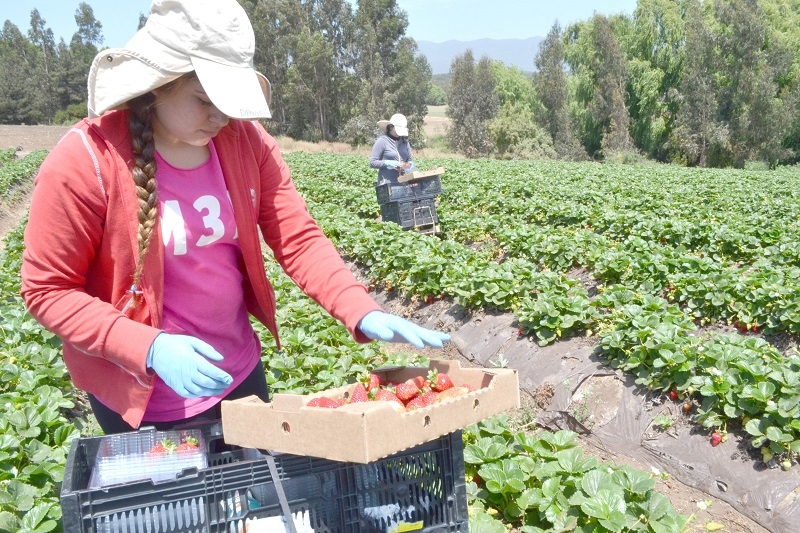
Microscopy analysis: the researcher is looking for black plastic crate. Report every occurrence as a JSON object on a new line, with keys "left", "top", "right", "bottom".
{"left": 380, "top": 197, "right": 438, "bottom": 229}
{"left": 375, "top": 175, "right": 442, "bottom": 204}
{"left": 60, "top": 421, "right": 467, "bottom": 533}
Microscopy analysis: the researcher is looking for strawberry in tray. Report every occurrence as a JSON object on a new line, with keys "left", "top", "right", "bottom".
{"left": 176, "top": 435, "right": 200, "bottom": 453}
{"left": 148, "top": 439, "right": 176, "bottom": 456}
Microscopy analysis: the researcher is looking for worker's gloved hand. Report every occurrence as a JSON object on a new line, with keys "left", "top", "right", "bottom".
{"left": 383, "top": 160, "right": 401, "bottom": 169}
{"left": 147, "top": 333, "right": 233, "bottom": 398}
{"left": 358, "top": 311, "right": 451, "bottom": 349}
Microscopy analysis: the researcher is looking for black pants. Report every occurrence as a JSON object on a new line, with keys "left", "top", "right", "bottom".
{"left": 88, "top": 362, "right": 270, "bottom": 434}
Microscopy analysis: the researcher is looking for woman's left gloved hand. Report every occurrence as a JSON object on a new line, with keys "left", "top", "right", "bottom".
{"left": 358, "top": 311, "right": 450, "bottom": 349}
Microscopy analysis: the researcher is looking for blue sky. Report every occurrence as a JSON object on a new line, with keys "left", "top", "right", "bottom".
{"left": 4, "top": 1, "right": 638, "bottom": 48}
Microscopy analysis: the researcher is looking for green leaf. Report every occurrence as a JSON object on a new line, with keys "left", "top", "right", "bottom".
{"left": 468, "top": 510, "right": 506, "bottom": 533}
{"left": 580, "top": 489, "right": 627, "bottom": 531}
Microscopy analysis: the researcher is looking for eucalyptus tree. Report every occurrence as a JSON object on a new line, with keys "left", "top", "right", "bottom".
{"left": 714, "top": 0, "right": 792, "bottom": 166}
{"left": 0, "top": 21, "right": 41, "bottom": 124}
{"left": 27, "top": 9, "right": 57, "bottom": 120}
{"left": 347, "top": 0, "right": 431, "bottom": 141}
{"left": 447, "top": 50, "right": 498, "bottom": 158}
{"left": 564, "top": 14, "right": 634, "bottom": 159}
{"left": 671, "top": 0, "right": 727, "bottom": 167}
{"left": 625, "top": 0, "right": 687, "bottom": 161}
{"left": 534, "top": 21, "right": 587, "bottom": 160}
{"left": 52, "top": 3, "right": 102, "bottom": 116}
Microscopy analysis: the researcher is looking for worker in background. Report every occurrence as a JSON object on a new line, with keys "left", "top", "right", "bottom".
{"left": 370, "top": 113, "right": 416, "bottom": 185}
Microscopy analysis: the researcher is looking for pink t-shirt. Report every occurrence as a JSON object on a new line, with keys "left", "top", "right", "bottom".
{"left": 144, "top": 141, "right": 261, "bottom": 421}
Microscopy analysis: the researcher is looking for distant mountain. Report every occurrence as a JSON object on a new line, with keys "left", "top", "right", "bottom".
{"left": 416, "top": 37, "right": 543, "bottom": 75}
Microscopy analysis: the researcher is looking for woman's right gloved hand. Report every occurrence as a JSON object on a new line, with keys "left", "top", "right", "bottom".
{"left": 383, "top": 160, "right": 401, "bottom": 168}
{"left": 146, "top": 333, "right": 233, "bottom": 398}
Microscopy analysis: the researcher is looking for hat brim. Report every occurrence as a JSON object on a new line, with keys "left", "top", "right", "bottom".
{"left": 193, "top": 57, "right": 271, "bottom": 120}
{"left": 393, "top": 125, "right": 409, "bottom": 136}
{"left": 87, "top": 50, "right": 191, "bottom": 118}
{"left": 377, "top": 120, "right": 391, "bottom": 130}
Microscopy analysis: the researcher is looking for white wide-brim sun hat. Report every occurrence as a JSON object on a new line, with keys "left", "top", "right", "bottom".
{"left": 87, "top": 0, "right": 271, "bottom": 120}
{"left": 377, "top": 113, "right": 409, "bottom": 137}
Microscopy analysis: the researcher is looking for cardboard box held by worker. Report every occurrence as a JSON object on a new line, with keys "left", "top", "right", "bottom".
{"left": 221, "top": 359, "right": 519, "bottom": 463}
{"left": 397, "top": 166, "right": 445, "bottom": 183}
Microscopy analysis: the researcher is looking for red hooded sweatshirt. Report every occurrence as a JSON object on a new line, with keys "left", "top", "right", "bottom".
{"left": 21, "top": 110, "right": 381, "bottom": 428}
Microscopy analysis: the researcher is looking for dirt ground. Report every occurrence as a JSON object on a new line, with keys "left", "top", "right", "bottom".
{"left": 0, "top": 124, "right": 771, "bottom": 533}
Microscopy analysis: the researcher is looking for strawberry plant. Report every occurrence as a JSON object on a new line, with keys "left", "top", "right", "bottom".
{"left": 463, "top": 415, "right": 691, "bottom": 532}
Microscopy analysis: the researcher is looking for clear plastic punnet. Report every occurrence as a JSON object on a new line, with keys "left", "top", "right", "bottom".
{"left": 88, "top": 427, "right": 207, "bottom": 488}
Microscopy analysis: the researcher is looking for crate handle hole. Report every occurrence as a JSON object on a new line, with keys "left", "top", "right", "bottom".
{"left": 423, "top": 415, "right": 431, "bottom": 427}
{"left": 473, "top": 400, "right": 480, "bottom": 410}
{"left": 281, "top": 422, "right": 291, "bottom": 434}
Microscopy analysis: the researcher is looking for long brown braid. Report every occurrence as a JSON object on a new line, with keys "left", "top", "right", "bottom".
{"left": 127, "top": 91, "right": 158, "bottom": 296}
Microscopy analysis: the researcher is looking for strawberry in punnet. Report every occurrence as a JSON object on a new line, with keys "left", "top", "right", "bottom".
{"left": 349, "top": 383, "right": 370, "bottom": 403}
{"left": 306, "top": 396, "right": 339, "bottom": 408}
{"left": 176, "top": 436, "right": 200, "bottom": 454}
{"left": 435, "top": 386, "right": 470, "bottom": 403}
{"left": 149, "top": 439, "right": 176, "bottom": 456}
{"left": 395, "top": 379, "right": 421, "bottom": 402}
{"left": 428, "top": 370, "right": 453, "bottom": 392}
{"left": 406, "top": 391, "right": 438, "bottom": 410}
{"left": 412, "top": 375, "right": 427, "bottom": 389}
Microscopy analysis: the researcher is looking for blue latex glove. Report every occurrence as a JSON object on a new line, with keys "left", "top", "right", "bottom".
{"left": 383, "top": 160, "right": 401, "bottom": 169}
{"left": 357, "top": 311, "right": 451, "bottom": 349}
{"left": 146, "top": 333, "right": 233, "bottom": 398}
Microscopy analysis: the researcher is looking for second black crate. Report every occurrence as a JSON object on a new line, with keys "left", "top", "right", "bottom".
{"left": 60, "top": 421, "right": 467, "bottom": 533}
{"left": 380, "top": 197, "right": 438, "bottom": 229}
{"left": 375, "top": 175, "right": 442, "bottom": 204}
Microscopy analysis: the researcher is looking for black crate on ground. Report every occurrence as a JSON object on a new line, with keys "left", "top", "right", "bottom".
{"left": 60, "top": 421, "right": 467, "bottom": 533}
{"left": 375, "top": 175, "right": 442, "bottom": 204}
{"left": 380, "top": 197, "right": 438, "bottom": 229}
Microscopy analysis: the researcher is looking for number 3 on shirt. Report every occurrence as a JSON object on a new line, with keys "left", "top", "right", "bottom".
{"left": 161, "top": 196, "right": 231, "bottom": 255}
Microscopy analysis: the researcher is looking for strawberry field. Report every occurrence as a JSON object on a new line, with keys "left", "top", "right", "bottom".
{"left": 3, "top": 148, "right": 798, "bottom": 531}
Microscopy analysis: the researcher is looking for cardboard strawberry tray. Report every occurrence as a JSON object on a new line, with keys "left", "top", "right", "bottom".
{"left": 221, "top": 359, "right": 519, "bottom": 463}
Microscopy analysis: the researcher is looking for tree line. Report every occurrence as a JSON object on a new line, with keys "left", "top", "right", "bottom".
{"left": 452, "top": 0, "right": 800, "bottom": 167}
{"left": 2, "top": 0, "right": 799, "bottom": 168}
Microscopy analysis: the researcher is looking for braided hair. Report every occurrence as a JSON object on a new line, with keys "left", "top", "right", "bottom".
{"left": 127, "top": 91, "right": 158, "bottom": 296}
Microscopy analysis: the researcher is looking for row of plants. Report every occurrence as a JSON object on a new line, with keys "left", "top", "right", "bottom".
{"left": 284, "top": 152, "right": 800, "bottom": 467}
{"left": 463, "top": 416, "right": 693, "bottom": 532}
{"left": 0, "top": 224, "right": 80, "bottom": 533}
{"left": 0, "top": 151, "right": 47, "bottom": 200}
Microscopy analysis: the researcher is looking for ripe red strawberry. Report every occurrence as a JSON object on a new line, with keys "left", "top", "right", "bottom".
{"left": 668, "top": 390, "right": 679, "bottom": 402}
{"left": 365, "top": 373, "right": 381, "bottom": 392}
{"left": 710, "top": 432, "right": 722, "bottom": 447}
{"left": 406, "top": 391, "right": 437, "bottom": 410}
{"left": 149, "top": 439, "right": 176, "bottom": 456}
{"left": 395, "top": 379, "right": 421, "bottom": 402}
{"left": 412, "top": 375, "right": 426, "bottom": 389}
{"left": 176, "top": 436, "right": 199, "bottom": 453}
{"left": 306, "top": 396, "right": 339, "bottom": 408}
{"left": 374, "top": 388, "right": 405, "bottom": 411}
{"left": 349, "top": 383, "right": 369, "bottom": 403}
{"left": 428, "top": 370, "right": 454, "bottom": 392}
